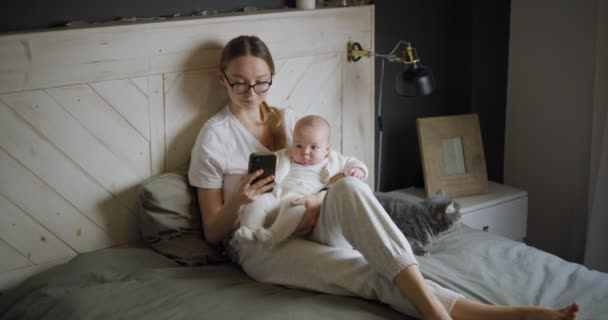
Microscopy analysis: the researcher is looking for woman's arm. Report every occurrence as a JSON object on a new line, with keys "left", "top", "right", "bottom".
{"left": 197, "top": 188, "right": 241, "bottom": 245}
{"left": 197, "top": 170, "right": 276, "bottom": 245}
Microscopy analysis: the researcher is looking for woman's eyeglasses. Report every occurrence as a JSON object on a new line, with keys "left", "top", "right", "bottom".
{"left": 222, "top": 70, "right": 272, "bottom": 94}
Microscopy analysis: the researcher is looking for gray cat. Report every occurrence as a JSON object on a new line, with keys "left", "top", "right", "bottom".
{"left": 375, "top": 191, "right": 461, "bottom": 255}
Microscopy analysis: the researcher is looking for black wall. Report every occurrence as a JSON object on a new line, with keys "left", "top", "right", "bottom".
{"left": 0, "top": 1, "right": 291, "bottom": 31}
{"left": 374, "top": 0, "right": 510, "bottom": 191}
{"left": 0, "top": 0, "right": 510, "bottom": 192}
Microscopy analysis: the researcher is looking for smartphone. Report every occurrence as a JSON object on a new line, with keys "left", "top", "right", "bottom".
{"left": 248, "top": 152, "right": 277, "bottom": 193}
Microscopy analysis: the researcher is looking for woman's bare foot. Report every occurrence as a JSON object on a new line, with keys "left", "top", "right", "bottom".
{"left": 394, "top": 265, "right": 452, "bottom": 320}
{"left": 522, "top": 302, "right": 580, "bottom": 320}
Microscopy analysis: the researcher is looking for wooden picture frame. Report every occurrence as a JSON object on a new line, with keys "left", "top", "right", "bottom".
{"left": 416, "top": 114, "right": 488, "bottom": 198}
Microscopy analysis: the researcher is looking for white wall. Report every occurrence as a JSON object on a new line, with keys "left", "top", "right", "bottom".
{"left": 505, "top": 0, "right": 599, "bottom": 263}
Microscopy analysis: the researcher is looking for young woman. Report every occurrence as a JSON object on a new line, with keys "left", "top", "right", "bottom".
{"left": 188, "top": 35, "right": 579, "bottom": 320}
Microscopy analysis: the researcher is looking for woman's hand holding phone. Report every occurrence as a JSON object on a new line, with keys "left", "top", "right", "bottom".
{"left": 246, "top": 169, "right": 276, "bottom": 198}
{"left": 231, "top": 170, "right": 276, "bottom": 206}
{"left": 248, "top": 153, "right": 277, "bottom": 193}
{"left": 228, "top": 152, "right": 277, "bottom": 208}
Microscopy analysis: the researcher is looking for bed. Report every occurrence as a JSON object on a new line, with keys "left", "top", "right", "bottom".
{"left": 1, "top": 222, "right": 607, "bottom": 319}
{"left": 1, "top": 4, "right": 607, "bottom": 320}
{"left": 1, "top": 170, "right": 607, "bottom": 320}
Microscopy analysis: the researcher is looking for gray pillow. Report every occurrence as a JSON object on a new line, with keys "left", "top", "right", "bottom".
{"left": 136, "top": 171, "right": 227, "bottom": 266}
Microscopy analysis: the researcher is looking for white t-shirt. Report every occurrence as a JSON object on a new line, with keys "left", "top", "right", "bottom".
{"left": 188, "top": 105, "right": 297, "bottom": 200}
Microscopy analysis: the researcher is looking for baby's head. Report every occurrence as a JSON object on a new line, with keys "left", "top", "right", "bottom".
{"left": 290, "top": 115, "right": 331, "bottom": 166}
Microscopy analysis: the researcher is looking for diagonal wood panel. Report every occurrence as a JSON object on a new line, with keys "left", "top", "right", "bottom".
{"left": 89, "top": 79, "right": 151, "bottom": 142}
{"left": 164, "top": 55, "right": 343, "bottom": 172}
{"left": 0, "top": 240, "right": 30, "bottom": 273}
{"left": 1, "top": 91, "right": 142, "bottom": 210}
{"left": 0, "top": 78, "right": 153, "bottom": 270}
{"left": 270, "top": 56, "right": 315, "bottom": 105}
{"left": 164, "top": 70, "right": 227, "bottom": 171}
{"left": 0, "top": 147, "right": 114, "bottom": 252}
{"left": 46, "top": 84, "right": 151, "bottom": 179}
{"left": 0, "top": 100, "right": 133, "bottom": 247}
{"left": 268, "top": 54, "right": 342, "bottom": 150}
{"left": 0, "top": 6, "right": 374, "bottom": 290}
{"left": 131, "top": 78, "right": 149, "bottom": 97}
{"left": 0, "top": 194, "right": 76, "bottom": 264}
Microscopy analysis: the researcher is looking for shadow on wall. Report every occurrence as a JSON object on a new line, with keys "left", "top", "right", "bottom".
{"left": 165, "top": 41, "right": 228, "bottom": 172}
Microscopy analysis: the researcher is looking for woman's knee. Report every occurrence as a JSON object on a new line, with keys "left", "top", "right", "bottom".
{"left": 329, "top": 176, "right": 369, "bottom": 195}
{"left": 325, "top": 177, "right": 377, "bottom": 218}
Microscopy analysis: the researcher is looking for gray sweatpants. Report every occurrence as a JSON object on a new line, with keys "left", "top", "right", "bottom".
{"left": 230, "top": 177, "right": 463, "bottom": 317}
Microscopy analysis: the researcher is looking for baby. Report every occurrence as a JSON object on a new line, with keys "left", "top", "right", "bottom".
{"left": 233, "top": 115, "right": 368, "bottom": 248}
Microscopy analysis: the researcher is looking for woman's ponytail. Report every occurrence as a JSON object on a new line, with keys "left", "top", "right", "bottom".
{"left": 260, "top": 101, "right": 288, "bottom": 151}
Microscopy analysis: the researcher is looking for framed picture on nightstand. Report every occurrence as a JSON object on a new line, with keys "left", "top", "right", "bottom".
{"left": 416, "top": 113, "right": 489, "bottom": 198}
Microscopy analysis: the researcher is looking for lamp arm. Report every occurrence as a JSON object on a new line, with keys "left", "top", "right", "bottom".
{"left": 387, "top": 40, "right": 411, "bottom": 55}
{"left": 374, "top": 53, "right": 400, "bottom": 62}
{"left": 347, "top": 40, "right": 433, "bottom": 189}
{"left": 347, "top": 40, "right": 420, "bottom": 64}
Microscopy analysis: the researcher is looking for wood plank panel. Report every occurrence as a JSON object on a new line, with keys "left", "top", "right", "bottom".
{"left": 342, "top": 6, "right": 375, "bottom": 189}
{"left": 0, "top": 6, "right": 373, "bottom": 94}
{"left": 164, "top": 54, "right": 343, "bottom": 171}
{"left": 46, "top": 83, "right": 151, "bottom": 179}
{"left": 90, "top": 79, "right": 151, "bottom": 141}
{"left": 164, "top": 70, "right": 227, "bottom": 171}
{"left": 0, "top": 240, "right": 31, "bottom": 273}
{"left": 0, "top": 194, "right": 75, "bottom": 264}
{"left": 131, "top": 77, "right": 149, "bottom": 97}
{"left": 1, "top": 91, "right": 141, "bottom": 209}
{"left": 0, "top": 148, "right": 114, "bottom": 252}
{"left": 268, "top": 54, "right": 342, "bottom": 150}
{"left": 0, "top": 100, "right": 132, "bottom": 245}
{"left": 0, "top": 5, "right": 375, "bottom": 290}
{"left": 148, "top": 75, "right": 166, "bottom": 175}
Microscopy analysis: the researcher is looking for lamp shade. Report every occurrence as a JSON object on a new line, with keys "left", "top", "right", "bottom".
{"left": 395, "top": 62, "right": 435, "bottom": 97}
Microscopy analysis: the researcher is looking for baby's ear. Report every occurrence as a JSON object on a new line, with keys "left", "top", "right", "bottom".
{"left": 445, "top": 201, "right": 456, "bottom": 214}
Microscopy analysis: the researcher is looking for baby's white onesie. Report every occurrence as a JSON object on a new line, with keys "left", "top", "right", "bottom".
{"left": 234, "top": 149, "right": 368, "bottom": 248}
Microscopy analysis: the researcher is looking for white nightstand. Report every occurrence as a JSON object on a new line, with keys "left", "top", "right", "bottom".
{"left": 384, "top": 181, "right": 528, "bottom": 241}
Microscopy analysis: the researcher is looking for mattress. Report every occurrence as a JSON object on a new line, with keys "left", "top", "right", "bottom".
{"left": 1, "top": 224, "right": 606, "bottom": 320}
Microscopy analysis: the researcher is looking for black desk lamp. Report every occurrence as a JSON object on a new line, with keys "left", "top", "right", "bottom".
{"left": 347, "top": 41, "right": 435, "bottom": 190}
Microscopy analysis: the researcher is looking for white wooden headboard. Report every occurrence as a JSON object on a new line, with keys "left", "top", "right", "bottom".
{"left": 0, "top": 6, "right": 375, "bottom": 290}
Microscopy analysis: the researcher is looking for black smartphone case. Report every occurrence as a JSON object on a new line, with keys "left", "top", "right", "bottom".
{"left": 248, "top": 153, "right": 277, "bottom": 192}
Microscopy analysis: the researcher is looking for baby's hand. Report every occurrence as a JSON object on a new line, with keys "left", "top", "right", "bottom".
{"left": 348, "top": 168, "right": 365, "bottom": 179}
